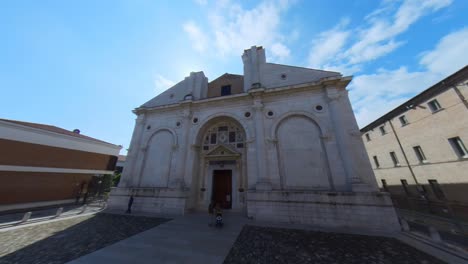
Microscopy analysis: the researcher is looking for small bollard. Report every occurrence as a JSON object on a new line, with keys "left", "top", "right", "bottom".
{"left": 400, "top": 219, "right": 410, "bottom": 232}
{"left": 20, "top": 212, "right": 31, "bottom": 223}
{"left": 55, "top": 207, "right": 63, "bottom": 217}
{"left": 429, "top": 226, "right": 442, "bottom": 243}
{"left": 80, "top": 205, "right": 87, "bottom": 214}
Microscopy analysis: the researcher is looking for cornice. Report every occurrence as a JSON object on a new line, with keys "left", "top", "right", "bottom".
{"left": 0, "top": 120, "right": 122, "bottom": 151}
{"left": 135, "top": 76, "right": 352, "bottom": 114}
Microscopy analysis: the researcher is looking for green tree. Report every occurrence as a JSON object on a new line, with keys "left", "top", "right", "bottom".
{"left": 112, "top": 172, "right": 121, "bottom": 187}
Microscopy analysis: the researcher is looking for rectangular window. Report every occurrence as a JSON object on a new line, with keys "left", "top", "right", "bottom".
{"left": 429, "top": 180, "right": 445, "bottom": 200}
{"left": 401, "top": 179, "right": 410, "bottom": 195}
{"left": 390, "top": 151, "right": 399, "bottom": 166}
{"left": 448, "top": 137, "right": 468, "bottom": 158}
{"left": 381, "top": 179, "right": 389, "bottom": 192}
{"left": 365, "top": 133, "right": 371, "bottom": 141}
{"left": 229, "top": 132, "right": 236, "bottom": 143}
{"left": 428, "top": 99, "right": 442, "bottom": 112}
{"left": 413, "top": 146, "right": 427, "bottom": 163}
{"left": 399, "top": 115, "right": 409, "bottom": 126}
{"left": 221, "top": 85, "right": 231, "bottom": 96}
{"left": 373, "top": 156, "right": 380, "bottom": 168}
{"left": 379, "top": 126, "right": 386, "bottom": 135}
{"left": 210, "top": 133, "right": 217, "bottom": 144}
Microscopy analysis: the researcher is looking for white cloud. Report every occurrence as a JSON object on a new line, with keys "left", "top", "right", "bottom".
{"left": 351, "top": 28, "right": 468, "bottom": 128}
{"left": 154, "top": 75, "right": 175, "bottom": 93}
{"left": 346, "top": 0, "right": 451, "bottom": 65}
{"left": 194, "top": 0, "right": 207, "bottom": 5}
{"left": 350, "top": 67, "right": 440, "bottom": 127}
{"left": 270, "top": 42, "right": 290, "bottom": 61}
{"left": 183, "top": 0, "right": 291, "bottom": 62}
{"left": 183, "top": 21, "right": 208, "bottom": 52}
{"left": 308, "top": 0, "right": 453, "bottom": 70}
{"left": 419, "top": 28, "right": 468, "bottom": 75}
{"left": 308, "top": 23, "right": 350, "bottom": 68}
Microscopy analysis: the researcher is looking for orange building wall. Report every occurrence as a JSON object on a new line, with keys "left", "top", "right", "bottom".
{"left": 0, "top": 139, "right": 117, "bottom": 170}
{"left": 0, "top": 171, "right": 92, "bottom": 205}
{"left": 0, "top": 139, "right": 117, "bottom": 207}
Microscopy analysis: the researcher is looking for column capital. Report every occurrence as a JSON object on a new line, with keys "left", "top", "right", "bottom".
{"left": 320, "top": 133, "right": 333, "bottom": 142}
{"left": 252, "top": 99, "right": 264, "bottom": 111}
{"left": 135, "top": 115, "right": 146, "bottom": 124}
{"left": 181, "top": 109, "right": 192, "bottom": 119}
{"left": 326, "top": 92, "right": 342, "bottom": 102}
{"left": 266, "top": 138, "right": 278, "bottom": 144}
{"left": 191, "top": 144, "right": 201, "bottom": 151}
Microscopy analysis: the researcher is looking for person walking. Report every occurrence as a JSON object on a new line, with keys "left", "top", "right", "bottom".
{"left": 126, "top": 195, "right": 134, "bottom": 214}
{"left": 208, "top": 200, "right": 215, "bottom": 226}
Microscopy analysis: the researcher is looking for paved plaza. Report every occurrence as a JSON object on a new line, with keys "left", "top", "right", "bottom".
{"left": 0, "top": 211, "right": 452, "bottom": 264}
{"left": 0, "top": 213, "right": 168, "bottom": 264}
{"left": 224, "top": 225, "right": 446, "bottom": 264}
{"left": 69, "top": 211, "right": 249, "bottom": 264}
{"left": 0, "top": 203, "right": 103, "bottom": 227}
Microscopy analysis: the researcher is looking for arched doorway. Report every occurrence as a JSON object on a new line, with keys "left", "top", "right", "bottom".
{"left": 191, "top": 117, "right": 247, "bottom": 211}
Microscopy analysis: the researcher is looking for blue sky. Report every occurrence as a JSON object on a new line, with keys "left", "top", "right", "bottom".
{"left": 1, "top": 0, "right": 467, "bottom": 154}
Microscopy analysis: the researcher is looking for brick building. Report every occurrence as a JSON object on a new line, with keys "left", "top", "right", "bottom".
{"left": 0, "top": 118, "right": 121, "bottom": 212}
{"left": 361, "top": 65, "right": 468, "bottom": 220}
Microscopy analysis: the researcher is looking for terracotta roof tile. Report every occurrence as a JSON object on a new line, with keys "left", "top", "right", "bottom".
{"left": 0, "top": 118, "right": 118, "bottom": 146}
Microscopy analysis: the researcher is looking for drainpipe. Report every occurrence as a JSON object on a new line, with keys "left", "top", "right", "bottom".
{"left": 388, "top": 119, "right": 423, "bottom": 193}
{"left": 450, "top": 84, "right": 468, "bottom": 111}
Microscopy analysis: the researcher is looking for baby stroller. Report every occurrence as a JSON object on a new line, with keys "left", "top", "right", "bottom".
{"left": 209, "top": 202, "right": 223, "bottom": 228}
{"left": 215, "top": 210, "right": 223, "bottom": 228}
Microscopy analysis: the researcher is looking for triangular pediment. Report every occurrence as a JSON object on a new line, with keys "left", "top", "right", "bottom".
{"left": 205, "top": 145, "right": 240, "bottom": 157}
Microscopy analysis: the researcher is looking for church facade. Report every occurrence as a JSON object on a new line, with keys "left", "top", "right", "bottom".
{"left": 108, "top": 46, "right": 400, "bottom": 232}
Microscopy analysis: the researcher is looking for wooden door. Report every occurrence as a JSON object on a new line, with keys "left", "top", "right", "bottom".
{"left": 212, "top": 170, "right": 232, "bottom": 209}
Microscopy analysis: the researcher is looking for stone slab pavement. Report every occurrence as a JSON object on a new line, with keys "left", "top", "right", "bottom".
{"left": 0, "top": 202, "right": 104, "bottom": 227}
{"left": 68, "top": 211, "right": 250, "bottom": 264}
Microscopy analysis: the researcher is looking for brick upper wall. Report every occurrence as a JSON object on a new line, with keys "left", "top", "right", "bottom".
{"left": 0, "top": 139, "right": 117, "bottom": 171}
{"left": 207, "top": 74, "right": 244, "bottom": 98}
{"left": 0, "top": 171, "right": 92, "bottom": 205}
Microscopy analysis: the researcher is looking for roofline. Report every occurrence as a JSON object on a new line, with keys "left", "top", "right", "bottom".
{"left": 265, "top": 62, "right": 342, "bottom": 75}
{"left": 0, "top": 119, "right": 122, "bottom": 150}
{"left": 360, "top": 65, "right": 468, "bottom": 133}
{"left": 208, "top": 73, "right": 243, "bottom": 84}
{"left": 134, "top": 75, "right": 350, "bottom": 114}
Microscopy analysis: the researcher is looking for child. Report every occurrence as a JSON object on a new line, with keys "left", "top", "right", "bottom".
{"left": 208, "top": 200, "right": 215, "bottom": 226}
{"left": 214, "top": 203, "right": 223, "bottom": 227}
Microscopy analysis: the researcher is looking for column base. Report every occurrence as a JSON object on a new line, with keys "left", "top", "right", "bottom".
{"left": 352, "top": 183, "right": 375, "bottom": 192}
{"left": 246, "top": 190, "right": 400, "bottom": 234}
{"left": 107, "top": 187, "right": 188, "bottom": 215}
{"left": 168, "top": 178, "right": 186, "bottom": 189}
{"left": 255, "top": 180, "right": 273, "bottom": 191}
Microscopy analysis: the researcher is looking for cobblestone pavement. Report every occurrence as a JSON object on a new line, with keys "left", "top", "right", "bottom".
{"left": 0, "top": 213, "right": 169, "bottom": 264}
{"left": 223, "top": 225, "right": 446, "bottom": 264}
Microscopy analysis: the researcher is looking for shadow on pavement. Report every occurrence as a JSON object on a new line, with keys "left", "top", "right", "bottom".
{"left": 0, "top": 213, "right": 169, "bottom": 264}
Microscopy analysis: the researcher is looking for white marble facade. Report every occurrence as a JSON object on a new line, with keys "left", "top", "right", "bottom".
{"left": 108, "top": 46, "right": 400, "bottom": 232}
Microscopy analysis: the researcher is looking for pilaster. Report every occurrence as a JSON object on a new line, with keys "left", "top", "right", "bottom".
{"left": 251, "top": 92, "right": 272, "bottom": 190}
{"left": 172, "top": 105, "right": 192, "bottom": 189}
{"left": 326, "top": 89, "right": 354, "bottom": 190}
{"left": 326, "top": 87, "right": 376, "bottom": 192}
{"left": 120, "top": 113, "right": 146, "bottom": 187}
